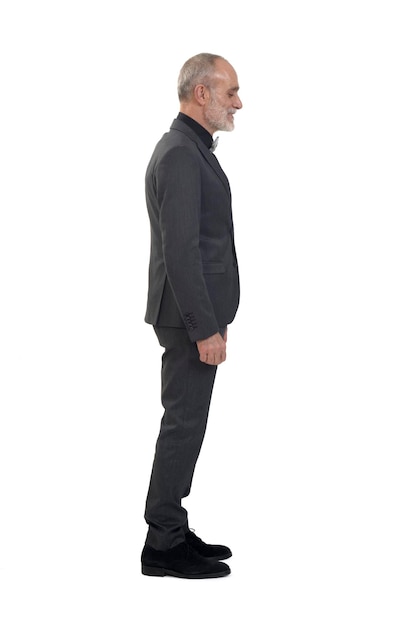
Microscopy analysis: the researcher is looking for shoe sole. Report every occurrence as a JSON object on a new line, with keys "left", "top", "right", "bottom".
{"left": 142, "top": 564, "right": 230, "bottom": 578}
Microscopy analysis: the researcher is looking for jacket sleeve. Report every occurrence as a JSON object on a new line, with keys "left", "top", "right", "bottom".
{"left": 155, "top": 145, "right": 220, "bottom": 341}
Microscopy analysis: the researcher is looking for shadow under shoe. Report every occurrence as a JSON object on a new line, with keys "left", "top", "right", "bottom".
{"left": 141, "top": 541, "right": 230, "bottom": 579}
{"left": 185, "top": 530, "right": 232, "bottom": 561}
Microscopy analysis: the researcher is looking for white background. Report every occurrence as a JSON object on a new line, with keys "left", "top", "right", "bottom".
{"left": 1, "top": 1, "right": 416, "bottom": 624}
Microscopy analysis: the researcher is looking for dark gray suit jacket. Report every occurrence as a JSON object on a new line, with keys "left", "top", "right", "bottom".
{"left": 144, "top": 118, "right": 240, "bottom": 342}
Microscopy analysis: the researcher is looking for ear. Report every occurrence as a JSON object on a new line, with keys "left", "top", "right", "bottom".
{"left": 194, "top": 83, "right": 209, "bottom": 105}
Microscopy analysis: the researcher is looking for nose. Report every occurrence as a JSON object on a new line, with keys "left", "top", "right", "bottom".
{"left": 234, "top": 94, "right": 243, "bottom": 109}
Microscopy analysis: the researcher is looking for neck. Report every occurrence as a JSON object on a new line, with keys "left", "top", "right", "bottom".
{"left": 179, "top": 105, "right": 213, "bottom": 136}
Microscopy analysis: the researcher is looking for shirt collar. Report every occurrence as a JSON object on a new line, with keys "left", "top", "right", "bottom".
{"left": 176, "top": 112, "right": 213, "bottom": 150}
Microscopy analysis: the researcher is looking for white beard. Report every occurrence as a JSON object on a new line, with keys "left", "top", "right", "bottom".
{"left": 204, "top": 96, "right": 236, "bottom": 132}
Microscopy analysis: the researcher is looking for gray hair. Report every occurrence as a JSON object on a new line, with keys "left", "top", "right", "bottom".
{"left": 177, "top": 53, "right": 225, "bottom": 101}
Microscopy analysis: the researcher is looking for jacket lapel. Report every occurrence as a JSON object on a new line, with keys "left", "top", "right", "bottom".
{"left": 170, "top": 119, "right": 231, "bottom": 194}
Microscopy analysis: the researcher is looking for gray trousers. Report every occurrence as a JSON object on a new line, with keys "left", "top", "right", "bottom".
{"left": 144, "top": 326, "right": 218, "bottom": 550}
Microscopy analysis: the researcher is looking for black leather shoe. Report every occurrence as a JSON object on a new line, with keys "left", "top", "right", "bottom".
{"left": 185, "top": 530, "right": 232, "bottom": 561}
{"left": 141, "top": 542, "right": 231, "bottom": 579}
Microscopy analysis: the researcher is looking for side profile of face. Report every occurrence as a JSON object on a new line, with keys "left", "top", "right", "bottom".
{"left": 203, "top": 59, "right": 242, "bottom": 133}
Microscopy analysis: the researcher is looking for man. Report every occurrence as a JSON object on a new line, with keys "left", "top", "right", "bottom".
{"left": 141, "top": 53, "right": 242, "bottom": 579}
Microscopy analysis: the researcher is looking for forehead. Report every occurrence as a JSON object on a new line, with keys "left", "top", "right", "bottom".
{"left": 212, "top": 59, "right": 239, "bottom": 90}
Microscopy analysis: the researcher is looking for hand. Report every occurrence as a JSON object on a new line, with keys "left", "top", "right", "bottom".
{"left": 197, "top": 332, "right": 227, "bottom": 365}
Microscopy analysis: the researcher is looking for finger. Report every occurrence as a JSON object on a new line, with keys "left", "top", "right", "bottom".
{"left": 203, "top": 352, "right": 216, "bottom": 365}
{"left": 215, "top": 352, "right": 226, "bottom": 365}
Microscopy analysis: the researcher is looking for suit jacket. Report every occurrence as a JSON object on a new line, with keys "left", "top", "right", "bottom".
{"left": 144, "top": 118, "right": 240, "bottom": 342}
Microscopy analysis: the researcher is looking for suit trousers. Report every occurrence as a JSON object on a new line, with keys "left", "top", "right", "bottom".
{"left": 144, "top": 326, "right": 218, "bottom": 550}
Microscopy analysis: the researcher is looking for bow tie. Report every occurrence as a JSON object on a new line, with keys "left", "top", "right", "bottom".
{"left": 210, "top": 136, "right": 219, "bottom": 152}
